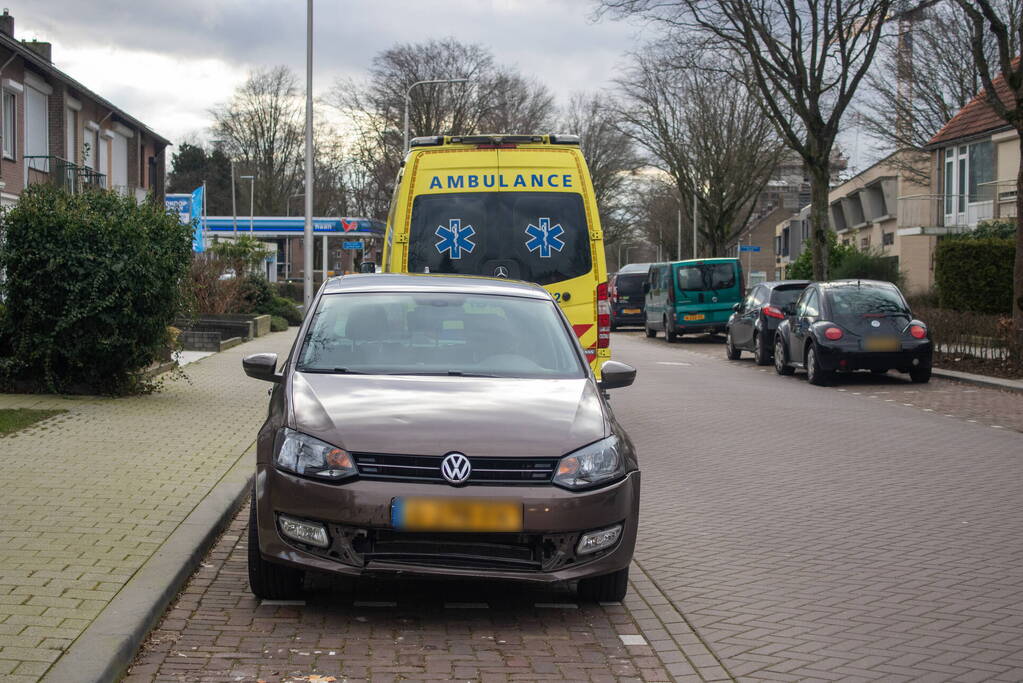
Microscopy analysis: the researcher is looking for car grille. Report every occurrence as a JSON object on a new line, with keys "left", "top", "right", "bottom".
{"left": 353, "top": 453, "right": 557, "bottom": 485}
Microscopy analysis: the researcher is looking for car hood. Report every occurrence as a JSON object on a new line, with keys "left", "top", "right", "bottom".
{"left": 290, "top": 373, "right": 608, "bottom": 458}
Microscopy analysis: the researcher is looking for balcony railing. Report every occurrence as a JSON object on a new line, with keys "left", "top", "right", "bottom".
{"left": 896, "top": 181, "right": 1016, "bottom": 234}
{"left": 24, "top": 155, "right": 107, "bottom": 193}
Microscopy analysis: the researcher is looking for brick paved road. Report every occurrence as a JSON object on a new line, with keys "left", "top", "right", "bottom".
{"left": 0, "top": 330, "right": 296, "bottom": 682}
{"left": 130, "top": 330, "right": 1023, "bottom": 682}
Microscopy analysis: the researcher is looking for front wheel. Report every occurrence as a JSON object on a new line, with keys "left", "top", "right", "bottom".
{"left": 753, "top": 332, "right": 770, "bottom": 366}
{"left": 725, "top": 331, "right": 740, "bottom": 360}
{"left": 248, "top": 492, "right": 305, "bottom": 600}
{"left": 806, "top": 344, "right": 832, "bottom": 386}
{"left": 644, "top": 322, "right": 656, "bottom": 338}
{"left": 774, "top": 337, "right": 794, "bottom": 375}
{"left": 664, "top": 317, "right": 678, "bottom": 343}
{"left": 578, "top": 567, "right": 629, "bottom": 603}
{"left": 910, "top": 367, "right": 932, "bottom": 383}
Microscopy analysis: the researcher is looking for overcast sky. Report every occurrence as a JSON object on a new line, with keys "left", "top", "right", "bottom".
{"left": 18, "top": 0, "right": 646, "bottom": 147}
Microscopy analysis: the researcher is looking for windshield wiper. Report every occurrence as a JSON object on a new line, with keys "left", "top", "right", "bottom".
{"left": 393, "top": 371, "right": 499, "bottom": 378}
{"left": 297, "top": 367, "right": 369, "bottom": 374}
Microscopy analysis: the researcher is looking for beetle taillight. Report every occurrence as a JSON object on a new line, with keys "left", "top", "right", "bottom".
{"left": 597, "top": 282, "right": 610, "bottom": 349}
{"left": 824, "top": 327, "right": 843, "bottom": 341}
{"left": 763, "top": 305, "right": 785, "bottom": 319}
{"left": 909, "top": 324, "right": 926, "bottom": 339}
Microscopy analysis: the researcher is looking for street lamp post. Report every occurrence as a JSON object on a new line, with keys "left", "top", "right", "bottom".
{"left": 303, "top": 0, "right": 314, "bottom": 308}
{"left": 403, "top": 78, "right": 470, "bottom": 152}
{"left": 240, "top": 175, "right": 255, "bottom": 233}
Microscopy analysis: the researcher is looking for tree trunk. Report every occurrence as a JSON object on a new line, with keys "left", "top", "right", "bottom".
{"left": 1015, "top": 134, "right": 1023, "bottom": 341}
{"left": 808, "top": 163, "right": 832, "bottom": 281}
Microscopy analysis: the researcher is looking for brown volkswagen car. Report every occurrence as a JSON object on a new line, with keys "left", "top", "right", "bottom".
{"left": 242, "top": 274, "right": 640, "bottom": 602}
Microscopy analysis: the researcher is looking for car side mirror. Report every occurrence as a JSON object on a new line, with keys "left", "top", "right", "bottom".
{"left": 643, "top": 282, "right": 650, "bottom": 294}
{"left": 359, "top": 261, "right": 376, "bottom": 273}
{"left": 243, "top": 353, "right": 282, "bottom": 383}
{"left": 598, "top": 360, "right": 637, "bottom": 390}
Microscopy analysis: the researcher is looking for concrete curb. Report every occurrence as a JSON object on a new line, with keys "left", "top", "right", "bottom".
{"left": 41, "top": 446, "right": 256, "bottom": 683}
{"left": 932, "top": 367, "right": 1023, "bottom": 394}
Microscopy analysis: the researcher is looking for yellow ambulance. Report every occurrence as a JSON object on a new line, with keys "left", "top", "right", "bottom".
{"left": 381, "top": 134, "right": 610, "bottom": 372}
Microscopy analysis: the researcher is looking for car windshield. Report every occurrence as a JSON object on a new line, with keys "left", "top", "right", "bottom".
{"left": 770, "top": 285, "right": 807, "bottom": 309}
{"left": 827, "top": 286, "right": 909, "bottom": 319}
{"left": 407, "top": 192, "right": 591, "bottom": 285}
{"left": 297, "top": 292, "right": 585, "bottom": 379}
{"left": 615, "top": 274, "right": 646, "bottom": 296}
{"left": 677, "top": 263, "right": 735, "bottom": 291}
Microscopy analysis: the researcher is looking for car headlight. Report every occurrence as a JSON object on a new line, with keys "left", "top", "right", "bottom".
{"left": 275, "top": 428, "right": 357, "bottom": 481}
{"left": 553, "top": 436, "right": 626, "bottom": 490}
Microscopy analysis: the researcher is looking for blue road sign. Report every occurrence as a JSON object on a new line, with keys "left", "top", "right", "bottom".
{"left": 739, "top": 245, "right": 761, "bottom": 252}
{"left": 342, "top": 241, "right": 364, "bottom": 250}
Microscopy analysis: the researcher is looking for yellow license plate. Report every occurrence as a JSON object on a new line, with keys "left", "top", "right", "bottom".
{"left": 864, "top": 337, "right": 900, "bottom": 352}
{"left": 683, "top": 314, "right": 705, "bottom": 321}
{"left": 623, "top": 308, "right": 641, "bottom": 314}
{"left": 392, "top": 498, "right": 523, "bottom": 532}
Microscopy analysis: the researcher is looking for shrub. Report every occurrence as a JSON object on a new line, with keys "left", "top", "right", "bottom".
{"left": 275, "top": 281, "right": 304, "bottom": 303}
{"left": 831, "top": 249, "right": 903, "bottom": 286}
{"left": 934, "top": 237, "right": 1015, "bottom": 314}
{"left": 264, "top": 296, "right": 303, "bottom": 325}
{"left": 0, "top": 185, "right": 193, "bottom": 394}
{"left": 959, "top": 218, "right": 1016, "bottom": 240}
{"left": 238, "top": 275, "right": 275, "bottom": 314}
{"left": 186, "top": 254, "right": 244, "bottom": 315}
{"left": 270, "top": 315, "right": 289, "bottom": 332}
{"left": 787, "top": 231, "right": 856, "bottom": 279}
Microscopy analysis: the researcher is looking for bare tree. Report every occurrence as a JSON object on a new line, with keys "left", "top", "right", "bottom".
{"left": 326, "top": 39, "right": 558, "bottom": 221}
{"left": 956, "top": 0, "right": 1023, "bottom": 336}
{"left": 860, "top": 0, "right": 1022, "bottom": 176}
{"left": 615, "top": 46, "right": 784, "bottom": 256}
{"left": 599, "top": 0, "right": 893, "bottom": 278}
{"left": 210, "top": 66, "right": 304, "bottom": 215}
{"left": 559, "top": 92, "right": 644, "bottom": 248}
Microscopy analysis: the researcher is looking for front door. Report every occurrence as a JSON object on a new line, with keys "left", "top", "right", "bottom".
{"left": 790, "top": 287, "right": 820, "bottom": 364}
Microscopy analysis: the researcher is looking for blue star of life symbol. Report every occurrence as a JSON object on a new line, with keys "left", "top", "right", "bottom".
{"left": 525, "top": 217, "right": 565, "bottom": 258}
{"left": 434, "top": 218, "right": 476, "bottom": 259}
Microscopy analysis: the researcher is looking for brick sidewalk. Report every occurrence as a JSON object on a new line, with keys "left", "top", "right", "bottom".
{"left": 0, "top": 330, "right": 296, "bottom": 682}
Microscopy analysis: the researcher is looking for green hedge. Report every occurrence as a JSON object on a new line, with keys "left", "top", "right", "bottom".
{"left": 0, "top": 185, "right": 193, "bottom": 394}
{"left": 934, "top": 237, "right": 1015, "bottom": 314}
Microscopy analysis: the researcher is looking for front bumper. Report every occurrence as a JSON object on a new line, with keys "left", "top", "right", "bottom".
{"left": 815, "top": 340, "right": 933, "bottom": 372}
{"left": 254, "top": 466, "right": 641, "bottom": 584}
{"left": 612, "top": 304, "right": 645, "bottom": 325}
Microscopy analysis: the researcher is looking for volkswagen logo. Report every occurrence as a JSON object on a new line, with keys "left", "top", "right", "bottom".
{"left": 493, "top": 265, "right": 509, "bottom": 278}
{"left": 440, "top": 452, "right": 471, "bottom": 485}
{"left": 871, "top": 320, "right": 881, "bottom": 328}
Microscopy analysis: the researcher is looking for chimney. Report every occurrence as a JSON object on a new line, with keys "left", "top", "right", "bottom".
{"left": 0, "top": 9, "right": 13, "bottom": 38}
{"left": 21, "top": 39, "right": 51, "bottom": 62}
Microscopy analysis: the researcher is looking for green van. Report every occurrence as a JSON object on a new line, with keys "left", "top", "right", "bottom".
{"left": 644, "top": 258, "right": 744, "bottom": 341}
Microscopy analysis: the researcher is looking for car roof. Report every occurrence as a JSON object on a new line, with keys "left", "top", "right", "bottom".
{"left": 320, "top": 273, "right": 552, "bottom": 299}
{"left": 618, "top": 263, "right": 651, "bottom": 273}
{"left": 819, "top": 279, "right": 899, "bottom": 289}
{"left": 760, "top": 280, "right": 811, "bottom": 289}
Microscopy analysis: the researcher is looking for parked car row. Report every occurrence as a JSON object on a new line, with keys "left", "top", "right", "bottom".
{"left": 726, "top": 279, "right": 933, "bottom": 385}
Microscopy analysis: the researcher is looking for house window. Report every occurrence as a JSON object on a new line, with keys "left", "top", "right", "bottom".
{"left": 968, "top": 140, "right": 993, "bottom": 202}
{"left": 25, "top": 84, "right": 48, "bottom": 171}
{"left": 861, "top": 236, "right": 870, "bottom": 249}
{"left": 882, "top": 231, "right": 894, "bottom": 246}
{"left": 65, "top": 108, "right": 77, "bottom": 164}
{"left": 1, "top": 90, "right": 13, "bottom": 159}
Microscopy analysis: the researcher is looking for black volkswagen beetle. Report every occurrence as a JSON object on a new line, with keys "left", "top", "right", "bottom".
{"left": 773, "top": 280, "right": 933, "bottom": 385}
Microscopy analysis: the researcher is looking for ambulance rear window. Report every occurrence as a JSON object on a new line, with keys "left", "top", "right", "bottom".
{"left": 407, "top": 192, "right": 591, "bottom": 286}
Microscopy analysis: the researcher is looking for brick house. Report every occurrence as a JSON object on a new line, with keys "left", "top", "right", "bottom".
{"left": 0, "top": 10, "right": 168, "bottom": 207}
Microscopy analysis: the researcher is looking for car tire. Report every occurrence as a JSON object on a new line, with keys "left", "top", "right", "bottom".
{"left": 577, "top": 567, "right": 629, "bottom": 603}
{"left": 644, "top": 323, "right": 656, "bottom": 338}
{"left": 774, "top": 337, "right": 794, "bottom": 375}
{"left": 910, "top": 367, "right": 932, "bottom": 383}
{"left": 806, "top": 344, "right": 832, "bottom": 386}
{"left": 725, "top": 331, "right": 740, "bottom": 360}
{"left": 610, "top": 322, "right": 618, "bottom": 332}
{"left": 753, "top": 332, "right": 770, "bottom": 366}
{"left": 248, "top": 491, "right": 305, "bottom": 600}
{"left": 664, "top": 317, "right": 677, "bottom": 343}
